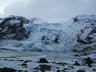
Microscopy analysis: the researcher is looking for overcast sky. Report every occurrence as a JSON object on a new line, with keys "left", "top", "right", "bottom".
{"left": 0, "top": 0, "right": 96, "bottom": 22}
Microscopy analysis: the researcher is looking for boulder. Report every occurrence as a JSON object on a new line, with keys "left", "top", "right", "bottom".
{"left": 38, "top": 58, "right": 48, "bottom": 63}
{"left": 0, "top": 67, "right": 16, "bottom": 72}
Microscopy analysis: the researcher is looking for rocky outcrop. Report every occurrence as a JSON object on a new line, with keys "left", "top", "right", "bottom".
{"left": 41, "top": 35, "right": 59, "bottom": 45}
{"left": 0, "top": 16, "right": 30, "bottom": 40}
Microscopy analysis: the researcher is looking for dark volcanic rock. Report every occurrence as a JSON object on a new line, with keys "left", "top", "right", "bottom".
{"left": 24, "top": 60, "right": 32, "bottom": 63}
{"left": 93, "top": 69, "right": 96, "bottom": 71}
{"left": 0, "top": 67, "right": 16, "bottom": 72}
{"left": 21, "top": 63, "right": 27, "bottom": 68}
{"left": 18, "top": 70, "right": 28, "bottom": 72}
{"left": 0, "top": 16, "right": 30, "bottom": 40}
{"left": 38, "top": 58, "right": 48, "bottom": 63}
{"left": 41, "top": 35, "right": 50, "bottom": 45}
{"left": 83, "top": 57, "right": 93, "bottom": 67}
{"left": 39, "top": 64, "right": 51, "bottom": 71}
{"left": 54, "top": 37, "right": 59, "bottom": 43}
{"left": 74, "top": 61, "right": 81, "bottom": 66}
{"left": 77, "top": 69, "right": 85, "bottom": 72}
{"left": 74, "top": 17, "right": 79, "bottom": 22}
{"left": 34, "top": 64, "right": 51, "bottom": 72}
{"left": 41, "top": 35, "right": 59, "bottom": 45}
{"left": 57, "top": 70, "right": 61, "bottom": 72}
{"left": 55, "top": 62, "right": 67, "bottom": 66}
{"left": 77, "top": 26, "right": 96, "bottom": 45}
{"left": 77, "top": 38, "right": 87, "bottom": 44}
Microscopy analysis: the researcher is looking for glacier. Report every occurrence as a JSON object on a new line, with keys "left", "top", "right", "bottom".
{"left": 0, "top": 15, "right": 96, "bottom": 52}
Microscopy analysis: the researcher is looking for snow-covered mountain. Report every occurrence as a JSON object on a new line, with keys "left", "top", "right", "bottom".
{"left": 0, "top": 15, "right": 96, "bottom": 52}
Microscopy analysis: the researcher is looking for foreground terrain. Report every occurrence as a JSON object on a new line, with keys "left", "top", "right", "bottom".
{"left": 0, "top": 50, "right": 96, "bottom": 72}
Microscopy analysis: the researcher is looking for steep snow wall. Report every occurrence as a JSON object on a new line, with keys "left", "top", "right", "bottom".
{"left": 0, "top": 15, "right": 96, "bottom": 52}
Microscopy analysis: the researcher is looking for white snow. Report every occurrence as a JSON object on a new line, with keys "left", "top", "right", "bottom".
{"left": 0, "top": 15, "right": 96, "bottom": 52}
{"left": 0, "top": 50, "right": 96, "bottom": 72}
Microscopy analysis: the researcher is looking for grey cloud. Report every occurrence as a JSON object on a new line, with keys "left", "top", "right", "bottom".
{"left": 2, "top": 0, "right": 96, "bottom": 22}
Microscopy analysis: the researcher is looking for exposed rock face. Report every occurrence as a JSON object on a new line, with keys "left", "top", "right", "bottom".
{"left": 83, "top": 57, "right": 93, "bottom": 67}
{"left": 0, "top": 16, "right": 30, "bottom": 40}
{"left": 75, "top": 15, "right": 96, "bottom": 45}
{"left": 41, "top": 35, "right": 59, "bottom": 45}
{"left": 77, "top": 27, "right": 96, "bottom": 44}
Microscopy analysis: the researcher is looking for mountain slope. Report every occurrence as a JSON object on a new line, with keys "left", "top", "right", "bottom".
{"left": 0, "top": 15, "right": 96, "bottom": 52}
